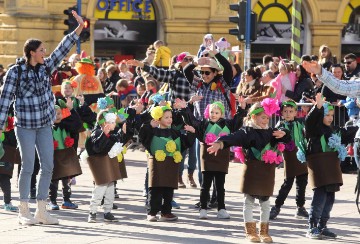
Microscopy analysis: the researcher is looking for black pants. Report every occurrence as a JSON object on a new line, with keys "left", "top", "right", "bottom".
{"left": 275, "top": 173, "right": 308, "bottom": 208}
{"left": 49, "top": 178, "right": 71, "bottom": 203}
{"left": 200, "top": 171, "right": 226, "bottom": 210}
{"left": 148, "top": 187, "right": 174, "bottom": 215}
{"left": 0, "top": 174, "right": 11, "bottom": 204}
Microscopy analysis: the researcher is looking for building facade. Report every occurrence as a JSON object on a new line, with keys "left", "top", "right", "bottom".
{"left": 0, "top": 0, "right": 359, "bottom": 66}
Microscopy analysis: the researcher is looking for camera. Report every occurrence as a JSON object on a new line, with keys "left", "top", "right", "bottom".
{"left": 57, "top": 62, "right": 72, "bottom": 72}
{"left": 302, "top": 88, "right": 316, "bottom": 100}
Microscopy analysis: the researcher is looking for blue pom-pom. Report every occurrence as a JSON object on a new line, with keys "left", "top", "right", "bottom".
{"left": 151, "top": 94, "right": 164, "bottom": 104}
{"left": 337, "top": 145, "right": 347, "bottom": 161}
{"left": 97, "top": 97, "right": 108, "bottom": 110}
{"left": 328, "top": 133, "right": 341, "bottom": 149}
{"left": 296, "top": 150, "right": 306, "bottom": 163}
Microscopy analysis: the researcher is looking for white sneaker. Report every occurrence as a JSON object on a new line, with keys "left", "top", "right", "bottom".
{"left": 217, "top": 209, "right": 230, "bottom": 219}
{"left": 147, "top": 214, "right": 158, "bottom": 222}
{"left": 199, "top": 209, "right": 208, "bottom": 219}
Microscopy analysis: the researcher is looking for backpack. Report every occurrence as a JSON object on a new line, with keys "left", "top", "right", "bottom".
{"left": 14, "top": 58, "right": 52, "bottom": 94}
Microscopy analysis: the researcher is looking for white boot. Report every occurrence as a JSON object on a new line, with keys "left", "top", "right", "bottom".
{"left": 34, "top": 200, "right": 59, "bottom": 225}
{"left": 18, "top": 201, "right": 38, "bottom": 225}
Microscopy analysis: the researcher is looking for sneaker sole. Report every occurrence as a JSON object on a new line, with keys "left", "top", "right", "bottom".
{"left": 61, "top": 206, "right": 78, "bottom": 209}
{"left": 104, "top": 219, "right": 119, "bottom": 222}
{"left": 306, "top": 234, "right": 322, "bottom": 239}
{"left": 159, "top": 217, "right": 178, "bottom": 221}
{"left": 88, "top": 220, "right": 96, "bottom": 223}
{"left": 199, "top": 216, "right": 208, "bottom": 219}
{"left": 295, "top": 215, "right": 308, "bottom": 219}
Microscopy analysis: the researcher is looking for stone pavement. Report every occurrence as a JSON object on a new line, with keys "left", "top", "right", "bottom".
{"left": 0, "top": 150, "right": 359, "bottom": 244}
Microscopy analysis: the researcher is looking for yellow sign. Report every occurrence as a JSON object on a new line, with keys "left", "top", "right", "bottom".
{"left": 95, "top": 0, "right": 156, "bottom": 20}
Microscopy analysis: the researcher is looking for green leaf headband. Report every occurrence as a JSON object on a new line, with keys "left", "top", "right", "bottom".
{"left": 250, "top": 107, "right": 264, "bottom": 116}
{"left": 211, "top": 101, "right": 225, "bottom": 115}
{"left": 281, "top": 100, "right": 297, "bottom": 108}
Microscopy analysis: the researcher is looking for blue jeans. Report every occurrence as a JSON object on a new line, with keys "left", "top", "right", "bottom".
{"left": 15, "top": 126, "right": 54, "bottom": 201}
{"left": 179, "top": 146, "right": 197, "bottom": 176}
{"left": 309, "top": 186, "right": 335, "bottom": 228}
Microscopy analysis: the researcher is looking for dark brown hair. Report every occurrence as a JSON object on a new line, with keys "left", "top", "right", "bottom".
{"left": 23, "top": 39, "right": 42, "bottom": 63}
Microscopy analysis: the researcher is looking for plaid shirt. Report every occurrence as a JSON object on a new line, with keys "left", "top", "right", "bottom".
{"left": 190, "top": 77, "right": 232, "bottom": 119}
{"left": 318, "top": 67, "right": 360, "bottom": 97}
{"left": 0, "top": 32, "right": 79, "bottom": 129}
{"left": 142, "top": 65, "right": 192, "bottom": 102}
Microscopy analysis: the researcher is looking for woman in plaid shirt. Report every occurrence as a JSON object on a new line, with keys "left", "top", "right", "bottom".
{"left": 0, "top": 10, "right": 84, "bottom": 226}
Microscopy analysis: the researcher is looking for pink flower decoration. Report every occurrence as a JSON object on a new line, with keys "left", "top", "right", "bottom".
{"left": 204, "top": 104, "right": 211, "bottom": 119}
{"left": 276, "top": 155, "right": 283, "bottom": 165}
{"left": 277, "top": 143, "right": 285, "bottom": 152}
{"left": 205, "top": 133, "right": 217, "bottom": 145}
{"left": 262, "top": 150, "right": 278, "bottom": 164}
{"left": 261, "top": 98, "right": 280, "bottom": 116}
{"left": 234, "top": 147, "right": 245, "bottom": 163}
{"left": 218, "top": 132, "right": 228, "bottom": 138}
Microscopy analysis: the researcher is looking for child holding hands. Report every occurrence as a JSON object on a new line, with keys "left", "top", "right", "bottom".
{"left": 139, "top": 105, "right": 195, "bottom": 222}
{"left": 207, "top": 98, "right": 291, "bottom": 243}
{"left": 180, "top": 99, "right": 245, "bottom": 219}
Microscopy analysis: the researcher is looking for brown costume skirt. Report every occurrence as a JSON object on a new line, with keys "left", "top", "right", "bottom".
{"left": 200, "top": 143, "right": 230, "bottom": 173}
{"left": 148, "top": 156, "right": 179, "bottom": 189}
{"left": 239, "top": 159, "right": 276, "bottom": 196}
{"left": 52, "top": 148, "right": 82, "bottom": 180}
{"left": 1, "top": 145, "right": 21, "bottom": 164}
{"left": 307, "top": 152, "right": 343, "bottom": 189}
{"left": 87, "top": 155, "right": 121, "bottom": 185}
{"left": 283, "top": 149, "right": 308, "bottom": 178}
{"left": 119, "top": 155, "right": 128, "bottom": 179}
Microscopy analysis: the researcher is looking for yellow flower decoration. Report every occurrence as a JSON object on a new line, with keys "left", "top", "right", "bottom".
{"left": 122, "top": 147, "right": 127, "bottom": 154}
{"left": 210, "top": 82, "right": 217, "bottom": 91}
{"left": 173, "top": 151, "right": 183, "bottom": 163}
{"left": 165, "top": 140, "right": 176, "bottom": 153}
{"left": 150, "top": 106, "right": 164, "bottom": 120}
{"left": 155, "top": 150, "right": 166, "bottom": 161}
{"left": 117, "top": 153, "right": 123, "bottom": 162}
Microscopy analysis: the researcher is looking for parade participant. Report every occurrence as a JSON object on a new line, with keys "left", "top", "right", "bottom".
{"left": 84, "top": 110, "right": 123, "bottom": 223}
{"left": 297, "top": 93, "right": 357, "bottom": 239}
{"left": 269, "top": 100, "right": 309, "bottom": 220}
{"left": 303, "top": 61, "right": 360, "bottom": 213}
{"left": 207, "top": 98, "right": 290, "bottom": 243}
{"left": 139, "top": 105, "right": 195, "bottom": 222}
{"left": 0, "top": 10, "right": 84, "bottom": 225}
{"left": 180, "top": 99, "right": 245, "bottom": 219}
{"left": 49, "top": 105, "right": 82, "bottom": 210}
{"left": 0, "top": 106, "right": 21, "bottom": 212}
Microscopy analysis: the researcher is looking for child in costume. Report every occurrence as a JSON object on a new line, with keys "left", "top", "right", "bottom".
{"left": 0, "top": 107, "right": 21, "bottom": 212}
{"left": 111, "top": 79, "right": 137, "bottom": 108}
{"left": 270, "top": 100, "right": 309, "bottom": 219}
{"left": 84, "top": 110, "right": 123, "bottom": 223}
{"left": 49, "top": 105, "right": 82, "bottom": 210}
{"left": 207, "top": 98, "right": 291, "bottom": 243}
{"left": 180, "top": 100, "right": 245, "bottom": 219}
{"left": 300, "top": 93, "right": 358, "bottom": 239}
{"left": 139, "top": 105, "right": 195, "bottom": 222}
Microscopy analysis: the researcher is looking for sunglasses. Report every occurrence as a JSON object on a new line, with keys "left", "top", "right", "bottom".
{"left": 345, "top": 60, "right": 355, "bottom": 65}
{"left": 200, "top": 71, "right": 212, "bottom": 75}
{"left": 183, "top": 57, "right": 193, "bottom": 62}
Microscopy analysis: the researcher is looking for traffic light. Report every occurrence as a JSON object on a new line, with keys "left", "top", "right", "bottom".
{"left": 229, "top": 1, "right": 246, "bottom": 41}
{"left": 64, "top": 6, "right": 78, "bottom": 35}
{"left": 229, "top": 1, "right": 257, "bottom": 42}
{"left": 80, "top": 18, "right": 90, "bottom": 42}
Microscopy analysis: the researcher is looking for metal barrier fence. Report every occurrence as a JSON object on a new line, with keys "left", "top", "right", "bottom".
{"left": 269, "top": 103, "right": 349, "bottom": 128}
